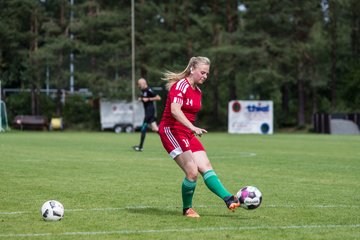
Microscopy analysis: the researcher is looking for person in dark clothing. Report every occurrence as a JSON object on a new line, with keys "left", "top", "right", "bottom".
{"left": 133, "top": 78, "right": 161, "bottom": 152}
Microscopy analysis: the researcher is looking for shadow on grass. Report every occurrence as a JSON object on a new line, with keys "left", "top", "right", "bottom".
{"left": 126, "top": 207, "right": 247, "bottom": 219}
{"left": 205, "top": 212, "right": 248, "bottom": 219}
{"left": 126, "top": 207, "right": 179, "bottom": 216}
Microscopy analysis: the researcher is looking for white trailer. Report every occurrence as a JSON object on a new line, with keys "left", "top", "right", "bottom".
{"left": 100, "top": 99, "right": 144, "bottom": 133}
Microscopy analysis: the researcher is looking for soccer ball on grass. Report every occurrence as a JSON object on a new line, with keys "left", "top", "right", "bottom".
{"left": 41, "top": 200, "right": 64, "bottom": 221}
{"left": 236, "top": 186, "right": 262, "bottom": 210}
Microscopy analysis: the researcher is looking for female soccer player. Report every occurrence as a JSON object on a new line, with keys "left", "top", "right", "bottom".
{"left": 158, "top": 56, "right": 240, "bottom": 218}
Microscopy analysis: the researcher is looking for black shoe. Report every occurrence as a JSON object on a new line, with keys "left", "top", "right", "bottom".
{"left": 224, "top": 195, "right": 240, "bottom": 211}
{"left": 132, "top": 146, "right": 143, "bottom": 152}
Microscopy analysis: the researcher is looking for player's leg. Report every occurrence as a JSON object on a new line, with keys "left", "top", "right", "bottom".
{"left": 174, "top": 151, "right": 199, "bottom": 217}
{"left": 191, "top": 138, "right": 240, "bottom": 210}
{"left": 149, "top": 121, "right": 158, "bottom": 132}
{"left": 134, "top": 115, "right": 156, "bottom": 151}
{"left": 133, "top": 121, "right": 147, "bottom": 151}
{"left": 193, "top": 151, "right": 232, "bottom": 199}
{"left": 138, "top": 122, "right": 148, "bottom": 149}
{"left": 158, "top": 126, "right": 199, "bottom": 217}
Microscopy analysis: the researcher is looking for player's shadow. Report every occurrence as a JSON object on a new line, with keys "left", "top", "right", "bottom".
{"left": 126, "top": 207, "right": 179, "bottom": 216}
{"left": 126, "top": 207, "right": 247, "bottom": 219}
{"left": 205, "top": 213, "right": 249, "bottom": 219}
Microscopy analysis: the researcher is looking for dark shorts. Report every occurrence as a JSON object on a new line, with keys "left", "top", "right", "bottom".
{"left": 144, "top": 114, "right": 157, "bottom": 124}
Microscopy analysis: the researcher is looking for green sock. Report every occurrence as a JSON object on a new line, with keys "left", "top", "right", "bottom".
{"left": 182, "top": 178, "right": 197, "bottom": 209}
{"left": 203, "top": 170, "right": 231, "bottom": 199}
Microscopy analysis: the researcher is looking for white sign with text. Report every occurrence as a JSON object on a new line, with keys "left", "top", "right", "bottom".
{"left": 228, "top": 100, "right": 273, "bottom": 134}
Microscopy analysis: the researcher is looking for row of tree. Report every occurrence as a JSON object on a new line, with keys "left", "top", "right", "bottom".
{"left": 0, "top": 0, "right": 359, "bottom": 130}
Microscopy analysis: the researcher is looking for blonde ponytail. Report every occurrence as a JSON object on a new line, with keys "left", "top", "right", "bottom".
{"left": 162, "top": 56, "right": 210, "bottom": 90}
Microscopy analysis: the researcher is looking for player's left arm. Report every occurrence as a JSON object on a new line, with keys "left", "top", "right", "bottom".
{"left": 170, "top": 103, "right": 207, "bottom": 137}
{"left": 148, "top": 94, "right": 161, "bottom": 101}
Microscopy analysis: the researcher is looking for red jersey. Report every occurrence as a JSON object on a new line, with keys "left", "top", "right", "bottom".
{"left": 160, "top": 78, "right": 202, "bottom": 133}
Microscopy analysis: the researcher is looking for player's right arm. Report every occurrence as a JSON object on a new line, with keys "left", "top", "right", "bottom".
{"left": 170, "top": 102, "right": 207, "bottom": 136}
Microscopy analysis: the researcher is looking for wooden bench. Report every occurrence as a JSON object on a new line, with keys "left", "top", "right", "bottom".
{"left": 13, "top": 115, "right": 48, "bottom": 131}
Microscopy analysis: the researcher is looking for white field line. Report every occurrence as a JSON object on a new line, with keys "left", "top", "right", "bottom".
{"left": 0, "top": 224, "right": 359, "bottom": 238}
{"left": 211, "top": 152, "right": 257, "bottom": 158}
{"left": 147, "top": 152, "right": 257, "bottom": 160}
{"left": 1, "top": 204, "right": 359, "bottom": 215}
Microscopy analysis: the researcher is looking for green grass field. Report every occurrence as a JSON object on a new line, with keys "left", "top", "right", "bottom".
{"left": 0, "top": 131, "right": 359, "bottom": 239}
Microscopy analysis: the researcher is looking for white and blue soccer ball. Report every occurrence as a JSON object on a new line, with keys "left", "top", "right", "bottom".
{"left": 41, "top": 200, "right": 64, "bottom": 221}
{"left": 236, "top": 186, "right": 262, "bottom": 210}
